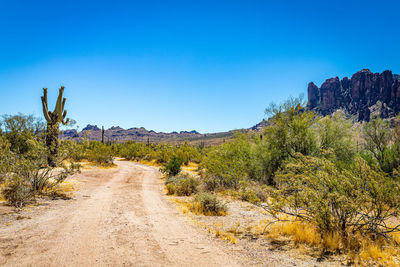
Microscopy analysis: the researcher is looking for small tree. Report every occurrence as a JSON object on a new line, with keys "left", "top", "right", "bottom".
{"left": 316, "top": 112, "right": 356, "bottom": 164}
{"left": 361, "top": 115, "right": 400, "bottom": 173}
{"left": 201, "top": 133, "right": 251, "bottom": 189}
{"left": 362, "top": 115, "right": 391, "bottom": 159}
{"left": 251, "top": 96, "right": 318, "bottom": 185}
{"left": 266, "top": 152, "right": 400, "bottom": 239}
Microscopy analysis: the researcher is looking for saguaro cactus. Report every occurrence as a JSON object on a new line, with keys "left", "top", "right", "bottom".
{"left": 41, "top": 86, "right": 70, "bottom": 166}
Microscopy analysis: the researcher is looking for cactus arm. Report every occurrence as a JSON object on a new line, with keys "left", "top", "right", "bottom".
{"left": 54, "top": 87, "right": 64, "bottom": 117}
{"left": 43, "top": 88, "right": 48, "bottom": 106}
{"left": 61, "top": 110, "right": 69, "bottom": 125}
{"left": 41, "top": 89, "right": 51, "bottom": 122}
{"left": 62, "top": 97, "right": 66, "bottom": 112}
{"left": 62, "top": 114, "right": 69, "bottom": 125}
{"left": 62, "top": 118, "right": 70, "bottom": 125}
{"left": 41, "top": 97, "right": 51, "bottom": 122}
{"left": 58, "top": 87, "right": 65, "bottom": 119}
{"left": 54, "top": 97, "right": 61, "bottom": 117}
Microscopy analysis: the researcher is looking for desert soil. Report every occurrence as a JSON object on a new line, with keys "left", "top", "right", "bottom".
{"left": 0, "top": 160, "right": 283, "bottom": 267}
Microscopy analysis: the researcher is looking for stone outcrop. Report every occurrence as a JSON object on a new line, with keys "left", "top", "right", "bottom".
{"left": 307, "top": 69, "right": 400, "bottom": 120}
{"left": 82, "top": 124, "right": 100, "bottom": 131}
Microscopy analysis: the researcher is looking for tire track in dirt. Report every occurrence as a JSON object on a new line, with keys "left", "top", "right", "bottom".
{"left": 0, "top": 161, "right": 243, "bottom": 266}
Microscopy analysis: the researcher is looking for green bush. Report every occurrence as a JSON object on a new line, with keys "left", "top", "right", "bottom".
{"left": 165, "top": 174, "right": 199, "bottom": 196}
{"left": 316, "top": 112, "right": 356, "bottom": 164}
{"left": 161, "top": 156, "right": 183, "bottom": 177}
{"left": 2, "top": 176, "right": 32, "bottom": 209}
{"left": 119, "top": 141, "right": 148, "bottom": 161}
{"left": 361, "top": 115, "right": 400, "bottom": 174}
{"left": 193, "top": 192, "right": 227, "bottom": 216}
{"left": 175, "top": 142, "right": 202, "bottom": 165}
{"left": 250, "top": 96, "right": 318, "bottom": 185}
{"left": 202, "top": 175, "right": 220, "bottom": 191}
{"left": 268, "top": 153, "right": 400, "bottom": 238}
{"left": 0, "top": 114, "right": 80, "bottom": 207}
{"left": 200, "top": 133, "right": 251, "bottom": 189}
{"left": 165, "top": 183, "right": 176, "bottom": 195}
{"left": 60, "top": 140, "right": 86, "bottom": 162}
{"left": 1, "top": 114, "right": 45, "bottom": 155}
{"left": 84, "top": 142, "right": 114, "bottom": 166}
{"left": 241, "top": 189, "right": 261, "bottom": 204}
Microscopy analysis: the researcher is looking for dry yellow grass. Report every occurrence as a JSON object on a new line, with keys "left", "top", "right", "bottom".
{"left": 391, "top": 230, "right": 400, "bottom": 245}
{"left": 42, "top": 178, "right": 79, "bottom": 198}
{"left": 262, "top": 217, "right": 400, "bottom": 266}
{"left": 215, "top": 228, "right": 236, "bottom": 244}
{"left": 139, "top": 159, "right": 162, "bottom": 167}
{"left": 0, "top": 183, "right": 5, "bottom": 202}
{"left": 171, "top": 198, "right": 227, "bottom": 216}
{"left": 357, "top": 241, "right": 398, "bottom": 266}
{"left": 181, "top": 162, "right": 200, "bottom": 176}
{"left": 266, "top": 221, "right": 321, "bottom": 247}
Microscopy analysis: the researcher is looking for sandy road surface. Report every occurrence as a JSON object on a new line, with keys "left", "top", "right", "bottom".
{"left": 0, "top": 161, "right": 244, "bottom": 267}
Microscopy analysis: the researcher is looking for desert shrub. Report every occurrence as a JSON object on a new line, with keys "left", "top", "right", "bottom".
{"left": 192, "top": 192, "right": 227, "bottom": 216}
{"left": 267, "top": 152, "right": 400, "bottom": 239}
{"left": 0, "top": 114, "right": 80, "bottom": 207}
{"left": 0, "top": 136, "right": 12, "bottom": 182}
{"left": 152, "top": 145, "right": 173, "bottom": 163}
{"left": 61, "top": 140, "right": 86, "bottom": 162}
{"left": 1, "top": 114, "right": 45, "bottom": 155}
{"left": 165, "top": 174, "right": 199, "bottom": 196}
{"left": 13, "top": 138, "right": 79, "bottom": 193}
{"left": 165, "top": 183, "right": 176, "bottom": 195}
{"left": 84, "top": 141, "right": 114, "bottom": 166}
{"left": 361, "top": 115, "right": 400, "bottom": 174}
{"left": 239, "top": 182, "right": 268, "bottom": 203}
{"left": 119, "top": 141, "right": 148, "bottom": 161}
{"left": 1, "top": 146, "right": 78, "bottom": 207}
{"left": 241, "top": 189, "right": 260, "bottom": 203}
{"left": 253, "top": 185, "right": 268, "bottom": 202}
{"left": 2, "top": 175, "right": 32, "bottom": 209}
{"left": 161, "top": 156, "right": 183, "bottom": 177}
{"left": 200, "top": 133, "right": 251, "bottom": 189}
{"left": 316, "top": 112, "right": 356, "bottom": 164}
{"left": 250, "top": 96, "right": 318, "bottom": 185}
{"left": 202, "top": 175, "right": 220, "bottom": 191}
{"left": 175, "top": 142, "right": 202, "bottom": 165}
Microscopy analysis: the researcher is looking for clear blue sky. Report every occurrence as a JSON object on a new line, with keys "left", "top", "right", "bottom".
{"left": 1, "top": 0, "right": 400, "bottom": 133}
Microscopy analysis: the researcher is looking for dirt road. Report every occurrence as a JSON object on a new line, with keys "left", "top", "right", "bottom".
{"left": 0, "top": 161, "right": 244, "bottom": 267}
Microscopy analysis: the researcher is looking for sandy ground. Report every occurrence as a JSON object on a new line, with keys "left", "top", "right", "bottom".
{"left": 0, "top": 161, "right": 259, "bottom": 267}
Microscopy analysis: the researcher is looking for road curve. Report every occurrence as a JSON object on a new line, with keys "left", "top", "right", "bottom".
{"left": 0, "top": 160, "right": 243, "bottom": 267}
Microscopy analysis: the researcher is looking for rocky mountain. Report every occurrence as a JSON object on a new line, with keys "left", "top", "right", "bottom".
{"left": 61, "top": 125, "right": 203, "bottom": 143}
{"left": 307, "top": 69, "right": 400, "bottom": 120}
{"left": 82, "top": 124, "right": 100, "bottom": 131}
{"left": 250, "top": 119, "right": 267, "bottom": 131}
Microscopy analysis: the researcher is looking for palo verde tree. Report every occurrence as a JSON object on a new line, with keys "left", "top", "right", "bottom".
{"left": 41, "top": 87, "right": 69, "bottom": 166}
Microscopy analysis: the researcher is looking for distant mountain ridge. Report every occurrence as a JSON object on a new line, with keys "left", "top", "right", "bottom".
{"left": 62, "top": 125, "right": 202, "bottom": 143}
{"left": 62, "top": 119, "right": 272, "bottom": 143}
{"left": 307, "top": 69, "right": 400, "bottom": 120}
{"left": 62, "top": 69, "right": 400, "bottom": 143}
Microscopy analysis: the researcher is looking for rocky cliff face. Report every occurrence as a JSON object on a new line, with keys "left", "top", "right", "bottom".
{"left": 307, "top": 69, "right": 400, "bottom": 120}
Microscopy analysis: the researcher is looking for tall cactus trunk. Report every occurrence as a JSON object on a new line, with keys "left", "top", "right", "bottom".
{"left": 46, "top": 122, "right": 59, "bottom": 167}
{"left": 102, "top": 126, "right": 105, "bottom": 144}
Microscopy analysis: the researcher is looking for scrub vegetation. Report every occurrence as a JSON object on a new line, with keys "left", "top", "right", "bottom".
{"left": 2, "top": 89, "right": 400, "bottom": 265}
{"left": 0, "top": 114, "right": 79, "bottom": 208}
